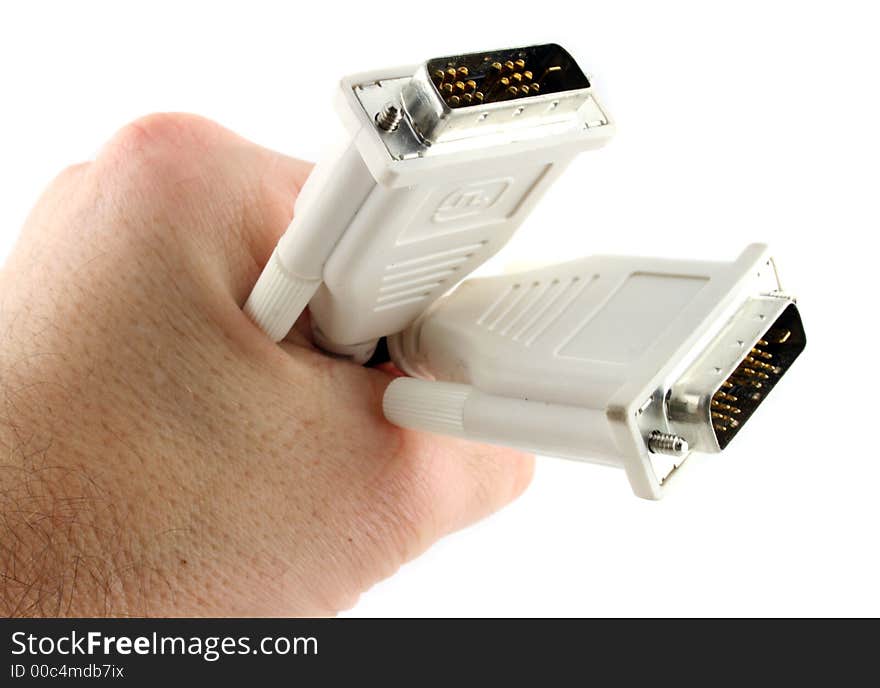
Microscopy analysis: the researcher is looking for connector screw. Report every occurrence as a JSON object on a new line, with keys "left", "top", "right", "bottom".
{"left": 648, "top": 431, "right": 689, "bottom": 457}
{"left": 376, "top": 102, "right": 403, "bottom": 132}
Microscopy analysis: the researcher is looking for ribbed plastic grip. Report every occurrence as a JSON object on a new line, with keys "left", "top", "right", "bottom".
{"left": 243, "top": 249, "right": 320, "bottom": 341}
{"left": 383, "top": 378, "right": 472, "bottom": 436}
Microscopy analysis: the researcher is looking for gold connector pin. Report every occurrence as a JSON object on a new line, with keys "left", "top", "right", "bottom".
{"left": 712, "top": 412, "right": 740, "bottom": 428}
{"left": 745, "top": 357, "right": 777, "bottom": 373}
{"left": 712, "top": 400, "right": 742, "bottom": 414}
{"left": 731, "top": 377, "right": 763, "bottom": 389}
{"left": 768, "top": 328, "right": 792, "bottom": 344}
{"left": 748, "top": 359, "right": 783, "bottom": 376}
{"left": 741, "top": 368, "right": 770, "bottom": 380}
{"left": 699, "top": 302, "right": 806, "bottom": 450}
{"left": 540, "top": 65, "right": 562, "bottom": 81}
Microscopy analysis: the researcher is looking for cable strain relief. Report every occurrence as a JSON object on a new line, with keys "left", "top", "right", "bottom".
{"left": 243, "top": 250, "right": 321, "bottom": 341}
{"left": 383, "top": 378, "right": 472, "bottom": 436}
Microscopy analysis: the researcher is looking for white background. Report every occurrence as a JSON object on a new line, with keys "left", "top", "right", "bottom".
{"left": 1, "top": 1, "right": 877, "bottom": 616}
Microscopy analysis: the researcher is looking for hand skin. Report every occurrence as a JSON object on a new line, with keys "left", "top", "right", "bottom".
{"left": 0, "top": 114, "right": 533, "bottom": 617}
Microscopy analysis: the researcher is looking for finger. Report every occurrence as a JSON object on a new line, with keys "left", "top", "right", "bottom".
{"left": 358, "top": 368, "right": 535, "bottom": 540}
{"left": 234, "top": 315, "right": 532, "bottom": 608}
{"left": 284, "top": 357, "right": 535, "bottom": 562}
{"left": 379, "top": 418, "right": 535, "bottom": 543}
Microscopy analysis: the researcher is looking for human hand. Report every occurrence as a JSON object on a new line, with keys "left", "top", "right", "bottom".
{"left": 0, "top": 114, "right": 533, "bottom": 617}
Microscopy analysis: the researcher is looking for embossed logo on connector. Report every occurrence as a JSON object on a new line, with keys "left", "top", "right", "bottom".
{"left": 433, "top": 178, "right": 511, "bottom": 223}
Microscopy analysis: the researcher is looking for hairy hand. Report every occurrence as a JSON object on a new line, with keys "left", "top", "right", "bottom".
{"left": 0, "top": 114, "right": 533, "bottom": 616}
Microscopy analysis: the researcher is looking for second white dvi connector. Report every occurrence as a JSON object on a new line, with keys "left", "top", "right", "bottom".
{"left": 244, "top": 44, "right": 613, "bottom": 361}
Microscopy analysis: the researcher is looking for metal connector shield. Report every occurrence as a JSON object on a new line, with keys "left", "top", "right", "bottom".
{"left": 668, "top": 298, "right": 807, "bottom": 452}
{"left": 401, "top": 43, "right": 602, "bottom": 144}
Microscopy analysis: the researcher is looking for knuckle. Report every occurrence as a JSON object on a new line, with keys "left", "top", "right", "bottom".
{"left": 97, "top": 113, "right": 224, "bottom": 183}
{"left": 107, "top": 112, "right": 214, "bottom": 155}
{"left": 470, "top": 446, "right": 534, "bottom": 498}
{"left": 508, "top": 451, "right": 535, "bottom": 500}
{"left": 53, "top": 161, "right": 91, "bottom": 186}
{"left": 34, "top": 162, "right": 92, "bottom": 209}
{"left": 373, "top": 433, "right": 536, "bottom": 549}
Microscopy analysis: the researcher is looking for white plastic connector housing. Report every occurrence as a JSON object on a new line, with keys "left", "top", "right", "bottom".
{"left": 385, "top": 244, "right": 805, "bottom": 499}
{"left": 244, "top": 46, "right": 613, "bottom": 360}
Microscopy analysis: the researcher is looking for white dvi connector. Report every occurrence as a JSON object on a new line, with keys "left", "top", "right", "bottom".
{"left": 244, "top": 44, "right": 612, "bottom": 361}
{"left": 384, "top": 244, "right": 806, "bottom": 499}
